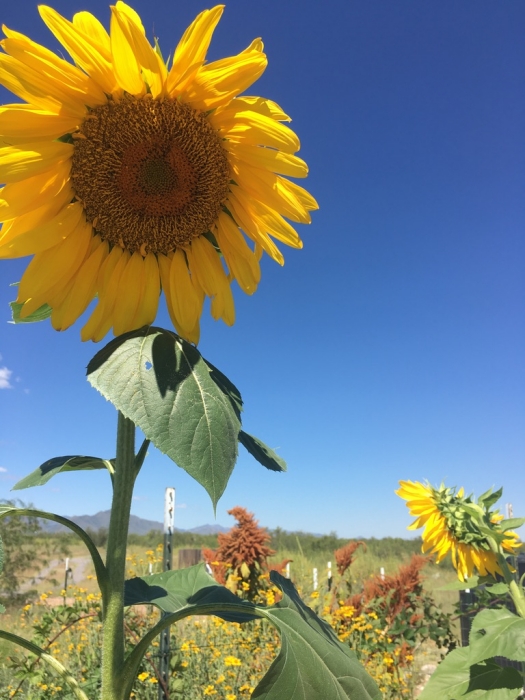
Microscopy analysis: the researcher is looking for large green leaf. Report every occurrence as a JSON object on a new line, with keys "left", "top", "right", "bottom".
{"left": 87, "top": 327, "right": 241, "bottom": 506}
{"left": 439, "top": 576, "right": 480, "bottom": 591}
{"left": 10, "top": 299, "right": 52, "bottom": 324}
{"left": 497, "top": 518, "right": 525, "bottom": 531}
{"left": 239, "top": 431, "right": 287, "bottom": 472}
{"left": 124, "top": 564, "right": 257, "bottom": 623}
{"left": 124, "top": 565, "right": 381, "bottom": 700}
{"left": 252, "top": 573, "right": 382, "bottom": 700}
{"left": 418, "top": 647, "right": 472, "bottom": 699}
{"left": 12, "top": 456, "right": 114, "bottom": 490}
{"left": 469, "top": 608, "right": 525, "bottom": 665}
{"left": 465, "top": 658, "right": 523, "bottom": 696}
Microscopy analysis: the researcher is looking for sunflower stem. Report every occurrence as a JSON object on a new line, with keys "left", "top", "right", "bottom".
{"left": 101, "top": 412, "right": 136, "bottom": 700}
{"left": 490, "top": 542, "right": 525, "bottom": 619}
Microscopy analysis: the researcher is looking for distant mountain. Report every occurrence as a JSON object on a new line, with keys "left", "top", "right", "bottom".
{"left": 39, "top": 510, "right": 228, "bottom": 536}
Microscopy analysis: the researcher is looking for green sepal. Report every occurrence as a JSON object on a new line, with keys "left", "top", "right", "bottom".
{"left": 477, "top": 487, "right": 503, "bottom": 511}
{"left": 497, "top": 518, "right": 525, "bottom": 531}
{"left": 10, "top": 300, "right": 52, "bottom": 324}
{"left": 239, "top": 431, "right": 286, "bottom": 472}
{"left": 12, "top": 455, "right": 114, "bottom": 490}
{"left": 87, "top": 327, "right": 242, "bottom": 508}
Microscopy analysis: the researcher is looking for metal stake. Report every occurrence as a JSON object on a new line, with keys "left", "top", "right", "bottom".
{"left": 158, "top": 487, "right": 175, "bottom": 700}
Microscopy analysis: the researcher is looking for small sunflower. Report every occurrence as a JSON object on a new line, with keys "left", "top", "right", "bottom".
{"left": 0, "top": 3, "right": 317, "bottom": 343}
{"left": 396, "top": 480, "right": 521, "bottom": 581}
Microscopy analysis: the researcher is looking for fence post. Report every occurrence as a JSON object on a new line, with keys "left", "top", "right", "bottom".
{"left": 380, "top": 567, "right": 385, "bottom": 581}
{"left": 327, "top": 561, "right": 332, "bottom": 591}
{"left": 313, "top": 567, "right": 318, "bottom": 591}
{"left": 158, "top": 487, "right": 175, "bottom": 700}
{"left": 285, "top": 562, "right": 290, "bottom": 579}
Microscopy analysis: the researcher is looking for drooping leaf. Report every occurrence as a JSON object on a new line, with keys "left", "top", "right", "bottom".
{"left": 124, "top": 565, "right": 257, "bottom": 623}
{"left": 253, "top": 572, "right": 382, "bottom": 700}
{"left": 466, "top": 657, "right": 523, "bottom": 695}
{"left": 203, "top": 358, "right": 243, "bottom": 419}
{"left": 87, "top": 327, "right": 241, "bottom": 507}
{"left": 239, "top": 431, "right": 286, "bottom": 472}
{"left": 12, "top": 456, "right": 114, "bottom": 490}
{"left": 469, "top": 608, "right": 525, "bottom": 665}
{"left": 10, "top": 300, "right": 52, "bottom": 324}
{"left": 124, "top": 565, "right": 381, "bottom": 700}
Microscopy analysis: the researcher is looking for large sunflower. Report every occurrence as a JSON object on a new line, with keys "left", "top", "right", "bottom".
{"left": 0, "top": 3, "right": 317, "bottom": 343}
{"left": 396, "top": 480, "right": 520, "bottom": 581}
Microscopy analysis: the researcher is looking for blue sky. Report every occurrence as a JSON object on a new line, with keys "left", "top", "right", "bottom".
{"left": 1, "top": 0, "right": 524, "bottom": 539}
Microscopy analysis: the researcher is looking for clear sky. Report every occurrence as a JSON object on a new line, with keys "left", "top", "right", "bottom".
{"left": 1, "top": 0, "right": 524, "bottom": 539}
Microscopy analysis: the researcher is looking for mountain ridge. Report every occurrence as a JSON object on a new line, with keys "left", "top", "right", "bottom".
{"left": 39, "top": 510, "right": 229, "bottom": 536}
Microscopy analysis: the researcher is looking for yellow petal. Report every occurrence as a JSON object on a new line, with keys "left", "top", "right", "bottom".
{"left": 227, "top": 189, "right": 284, "bottom": 265}
{"left": 187, "top": 236, "right": 229, "bottom": 298}
{"left": 110, "top": 5, "right": 165, "bottom": 97}
{"left": 131, "top": 252, "right": 160, "bottom": 329}
{"left": 0, "top": 185, "right": 72, "bottom": 248}
{"left": 231, "top": 163, "right": 310, "bottom": 223}
{"left": 250, "top": 200, "right": 303, "bottom": 249}
{"left": 0, "top": 105, "right": 79, "bottom": 144}
{"left": 72, "top": 12, "right": 111, "bottom": 58}
{"left": 51, "top": 238, "right": 108, "bottom": 330}
{"left": 112, "top": 251, "right": 145, "bottom": 336}
{"left": 0, "top": 140, "right": 72, "bottom": 183}
{"left": 210, "top": 281, "right": 235, "bottom": 325}
{"left": 224, "top": 95, "right": 291, "bottom": 122}
{"left": 18, "top": 216, "right": 93, "bottom": 304}
{"left": 38, "top": 6, "right": 118, "bottom": 95}
{"left": 215, "top": 211, "right": 260, "bottom": 294}
{"left": 226, "top": 142, "right": 308, "bottom": 178}
{"left": 0, "top": 160, "right": 71, "bottom": 221}
{"left": 169, "top": 248, "right": 203, "bottom": 334}
{"left": 81, "top": 247, "right": 129, "bottom": 342}
{"left": 210, "top": 106, "right": 300, "bottom": 154}
{"left": 168, "top": 5, "right": 224, "bottom": 91}
{"left": 110, "top": 6, "right": 145, "bottom": 96}
{"left": 1, "top": 29, "right": 106, "bottom": 108}
{"left": 0, "top": 202, "right": 83, "bottom": 258}
{"left": 278, "top": 178, "right": 319, "bottom": 211}
{"left": 185, "top": 49, "right": 267, "bottom": 110}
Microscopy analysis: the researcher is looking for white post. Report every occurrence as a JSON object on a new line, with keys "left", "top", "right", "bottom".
{"left": 313, "top": 567, "right": 318, "bottom": 591}
{"left": 380, "top": 567, "right": 385, "bottom": 581}
{"left": 148, "top": 562, "right": 153, "bottom": 575}
{"left": 506, "top": 503, "right": 514, "bottom": 519}
{"left": 285, "top": 562, "right": 290, "bottom": 579}
{"left": 327, "top": 561, "right": 332, "bottom": 590}
{"left": 159, "top": 487, "right": 175, "bottom": 700}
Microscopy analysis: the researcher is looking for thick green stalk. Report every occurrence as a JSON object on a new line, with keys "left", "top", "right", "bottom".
{"left": 101, "top": 412, "right": 136, "bottom": 700}
{"left": 495, "top": 551, "right": 525, "bottom": 619}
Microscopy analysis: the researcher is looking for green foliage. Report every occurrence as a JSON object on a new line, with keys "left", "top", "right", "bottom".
{"left": 0, "top": 500, "right": 69, "bottom": 607}
{"left": 419, "top": 647, "right": 522, "bottom": 700}
{"left": 123, "top": 564, "right": 382, "bottom": 700}
{"left": 469, "top": 608, "right": 525, "bottom": 665}
{"left": 12, "top": 456, "right": 114, "bottom": 491}
{"left": 87, "top": 327, "right": 242, "bottom": 507}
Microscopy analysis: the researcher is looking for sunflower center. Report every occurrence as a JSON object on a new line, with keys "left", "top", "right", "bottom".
{"left": 71, "top": 95, "right": 231, "bottom": 254}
